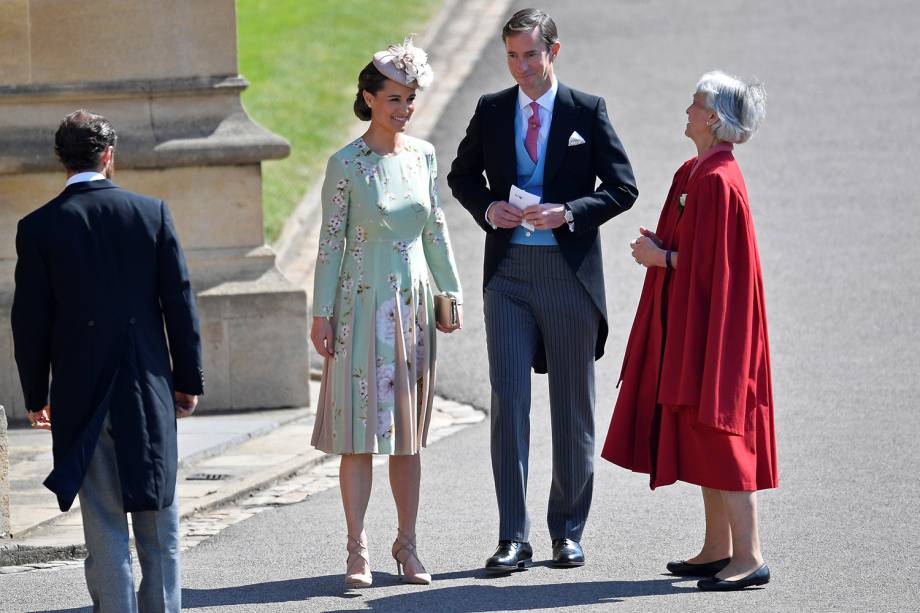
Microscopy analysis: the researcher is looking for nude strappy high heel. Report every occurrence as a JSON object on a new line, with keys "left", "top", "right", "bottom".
{"left": 345, "top": 534, "right": 372, "bottom": 587}
{"left": 391, "top": 530, "right": 431, "bottom": 585}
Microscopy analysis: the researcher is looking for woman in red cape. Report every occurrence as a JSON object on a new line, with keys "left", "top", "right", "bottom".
{"left": 601, "top": 71, "right": 777, "bottom": 591}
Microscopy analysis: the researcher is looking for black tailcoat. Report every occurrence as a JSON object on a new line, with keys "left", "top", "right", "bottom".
{"left": 447, "top": 83, "right": 638, "bottom": 372}
{"left": 12, "top": 179, "right": 204, "bottom": 512}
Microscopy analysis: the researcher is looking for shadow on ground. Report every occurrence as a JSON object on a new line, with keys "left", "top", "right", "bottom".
{"left": 28, "top": 569, "right": 697, "bottom": 612}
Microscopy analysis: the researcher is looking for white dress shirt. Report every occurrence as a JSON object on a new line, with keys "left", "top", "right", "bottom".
{"left": 65, "top": 171, "right": 106, "bottom": 186}
{"left": 487, "top": 79, "right": 573, "bottom": 231}
{"left": 516, "top": 79, "right": 558, "bottom": 156}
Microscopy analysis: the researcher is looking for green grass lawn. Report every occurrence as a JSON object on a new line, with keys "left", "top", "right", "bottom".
{"left": 237, "top": 0, "right": 443, "bottom": 243}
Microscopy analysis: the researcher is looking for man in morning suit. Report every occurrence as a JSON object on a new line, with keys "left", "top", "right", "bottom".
{"left": 447, "top": 8, "right": 637, "bottom": 571}
{"left": 11, "top": 110, "right": 204, "bottom": 612}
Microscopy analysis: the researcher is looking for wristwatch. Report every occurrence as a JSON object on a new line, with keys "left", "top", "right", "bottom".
{"left": 563, "top": 205, "right": 575, "bottom": 232}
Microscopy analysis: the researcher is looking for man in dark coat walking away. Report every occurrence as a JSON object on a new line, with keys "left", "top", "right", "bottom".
{"left": 11, "top": 110, "right": 204, "bottom": 612}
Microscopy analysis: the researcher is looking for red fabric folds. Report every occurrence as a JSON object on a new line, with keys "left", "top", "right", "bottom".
{"left": 602, "top": 151, "right": 777, "bottom": 491}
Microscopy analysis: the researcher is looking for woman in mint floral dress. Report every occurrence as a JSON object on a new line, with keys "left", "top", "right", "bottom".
{"left": 309, "top": 38, "right": 462, "bottom": 587}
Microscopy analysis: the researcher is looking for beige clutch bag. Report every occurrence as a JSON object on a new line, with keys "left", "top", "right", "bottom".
{"left": 433, "top": 294, "right": 459, "bottom": 327}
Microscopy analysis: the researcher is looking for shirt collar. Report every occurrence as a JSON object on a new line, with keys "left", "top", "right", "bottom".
{"left": 65, "top": 171, "right": 107, "bottom": 187}
{"left": 517, "top": 79, "right": 559, "bottom": 114}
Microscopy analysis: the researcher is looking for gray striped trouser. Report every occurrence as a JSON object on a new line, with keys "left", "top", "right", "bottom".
{"left": 79, "top": 414, "right": 181, "bottom": 612}
{"left": 484, "top": 244, "right": 600, "bottom": 543}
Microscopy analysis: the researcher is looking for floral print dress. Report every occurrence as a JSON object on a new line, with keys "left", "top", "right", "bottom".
{"left": 310, "top": 136, "right": 462, "bottom": 455}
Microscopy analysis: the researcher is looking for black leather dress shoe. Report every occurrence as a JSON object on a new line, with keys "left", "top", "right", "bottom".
{"left": 551, "top": 539, "right": 585, "bottom": 568}
{"left": 485, "top": 540, "right": 533, "bottom": 573}
{"left": 666, "top": 557, "right": 731, "bottom": 577}
{"left": 697, "top": 563, "right": 770, "bottom": 591}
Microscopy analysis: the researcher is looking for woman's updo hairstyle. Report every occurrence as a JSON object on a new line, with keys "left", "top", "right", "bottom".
{"left": 354, "top": 62, "right": 389, "bottom": 121}
{"left": 695, "top": 70, "right": 766, "bottom": 144}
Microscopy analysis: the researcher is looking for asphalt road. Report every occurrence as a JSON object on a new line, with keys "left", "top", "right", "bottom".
{"left": 4, "top": 0, "right": 919, "bottom": 611}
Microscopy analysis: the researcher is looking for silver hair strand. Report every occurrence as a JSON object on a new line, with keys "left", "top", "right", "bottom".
{"left": 696, "top": 70, "right": 766, "bottom": 144}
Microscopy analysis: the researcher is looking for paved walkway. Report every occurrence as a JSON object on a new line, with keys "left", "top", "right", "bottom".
{"left": 5, "top": 0, "right": 920, "bottom": 611}
{"left": 1, "top": 376, "right": 483, "bottom": 572}
{"left": 6, "top": 405, "right": 306, "bottom": 540}
{"left": 1, "top": 0, "right": 505, "bottom": 580}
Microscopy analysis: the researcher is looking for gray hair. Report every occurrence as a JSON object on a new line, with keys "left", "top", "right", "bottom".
{"left": 695, "top": 71, "right": 766, "bottom": 144}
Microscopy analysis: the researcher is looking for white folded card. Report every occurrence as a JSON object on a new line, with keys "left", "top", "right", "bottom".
{"left": 568, "top": 130, "right": 586, "bottom": 146}
{"left": 509, "top": 184, "right": 539, "bottom": 232}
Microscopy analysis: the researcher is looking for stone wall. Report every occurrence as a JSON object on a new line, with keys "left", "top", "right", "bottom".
{"left": 0, "top": 1, "right": 310, "bottom": 421}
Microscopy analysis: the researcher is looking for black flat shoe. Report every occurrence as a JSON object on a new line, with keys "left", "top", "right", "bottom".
{"left": 697, "top": 563, "right": 770, "bottom": 591}
{"left": 551, "top": 539, "right": 585, "bottom": 568}
{"left": 666, "top": 557, "right": 731, "bottom": 577}
{"left": 485, "top": 540, "right": 533, "bottom": 573}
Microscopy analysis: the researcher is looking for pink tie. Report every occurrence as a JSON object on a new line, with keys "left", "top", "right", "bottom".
{"left": 525, "top": 101, "right": 541, "bottom": 163}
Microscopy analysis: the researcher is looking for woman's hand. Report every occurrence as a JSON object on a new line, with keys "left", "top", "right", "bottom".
{"left": 630, "top": 227, "right": 667, "bottom": 268}
{"left": 311, "top": 316, "right": 335, "bottom": 359}
{"left": 436, "top": 305, "right": 463, "bottom": 333}
{"left": 639, "top": 226, "right": 662, "bottom": 247}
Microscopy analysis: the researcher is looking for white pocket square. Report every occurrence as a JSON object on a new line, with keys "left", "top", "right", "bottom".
{"left": 568, "top": 131, "right": 586, "bottom": 146}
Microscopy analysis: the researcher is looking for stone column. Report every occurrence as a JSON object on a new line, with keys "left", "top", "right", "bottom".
{"left": 0, "top": 405, "right": 9, "bottom": 539}
{"left": 0, "top": 0, "right": 310, "bottom": 420}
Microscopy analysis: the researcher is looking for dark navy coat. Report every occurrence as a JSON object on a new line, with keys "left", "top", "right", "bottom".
{"left": 447, "top": 83, "right": 638, "bottom": 372}
{"left": 11, "top": 179, "right": 204, "bottom": 512}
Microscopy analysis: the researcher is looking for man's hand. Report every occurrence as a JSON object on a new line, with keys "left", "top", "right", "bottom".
{"left": 175, "top": 392, "right": 198, "bottom": 418}
{"left": 436, "top": 305, "right": 463, "bottom": 333}
{"left": 487, "top": 202, "right": 523, "bottom": 229}
{"left": 311, "top": 316, "right": 335, "bottom": 359}
{"left": 28, "top": 404, "right": 52, "bottom": 431}
{"left": 523, "top": 204, "right": 566, "bottom": 230}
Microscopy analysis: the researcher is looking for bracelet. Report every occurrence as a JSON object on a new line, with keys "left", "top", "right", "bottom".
{"left": 665, "top": 250, "right": 673, "bottom": 269}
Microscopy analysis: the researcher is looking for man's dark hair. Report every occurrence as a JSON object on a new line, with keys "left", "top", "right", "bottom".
{"left": 501, "top": 8, "right": 558, "bottom": 49}
{"left": 54, "top": 110, "right": 117, "bottom": 172}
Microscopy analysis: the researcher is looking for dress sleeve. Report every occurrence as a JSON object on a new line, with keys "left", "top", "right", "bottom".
{"left": 312, "top": 155, "right": 350, "bottom": 317}
{"left": 421, "top": 148, "right": 463, "bottom": 303}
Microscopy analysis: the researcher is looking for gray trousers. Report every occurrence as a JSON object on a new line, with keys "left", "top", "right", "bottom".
{"left": 484, "top": 245, "right": 600, "bottom": 542}
{"left": 79, "top": 415, "right": 180, "bottom": 613}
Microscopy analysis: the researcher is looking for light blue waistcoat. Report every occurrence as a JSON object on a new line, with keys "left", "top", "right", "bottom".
{"left": 511, "top": 119, "right": 557, "bottom": 245}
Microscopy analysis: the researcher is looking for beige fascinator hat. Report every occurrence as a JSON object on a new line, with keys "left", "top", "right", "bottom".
{"left": 372, "top": 36, "right": 434, "bottom": 90}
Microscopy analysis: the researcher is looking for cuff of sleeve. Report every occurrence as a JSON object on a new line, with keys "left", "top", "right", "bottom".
{"left": 312, "top": 304, "right": 335, "bottom": 318}
{"left": 484, "top": 201, "right": 499, "bottom": 230}
{"left": 25, "top": 394, "right": 49, "bottom": 413}
{"left": 174, "top": 368, "right": 205, "bottom": 395}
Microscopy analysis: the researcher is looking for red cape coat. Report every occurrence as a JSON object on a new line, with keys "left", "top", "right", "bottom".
{"left": 602, "top": 151, "right": 778, "bottom": 490}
